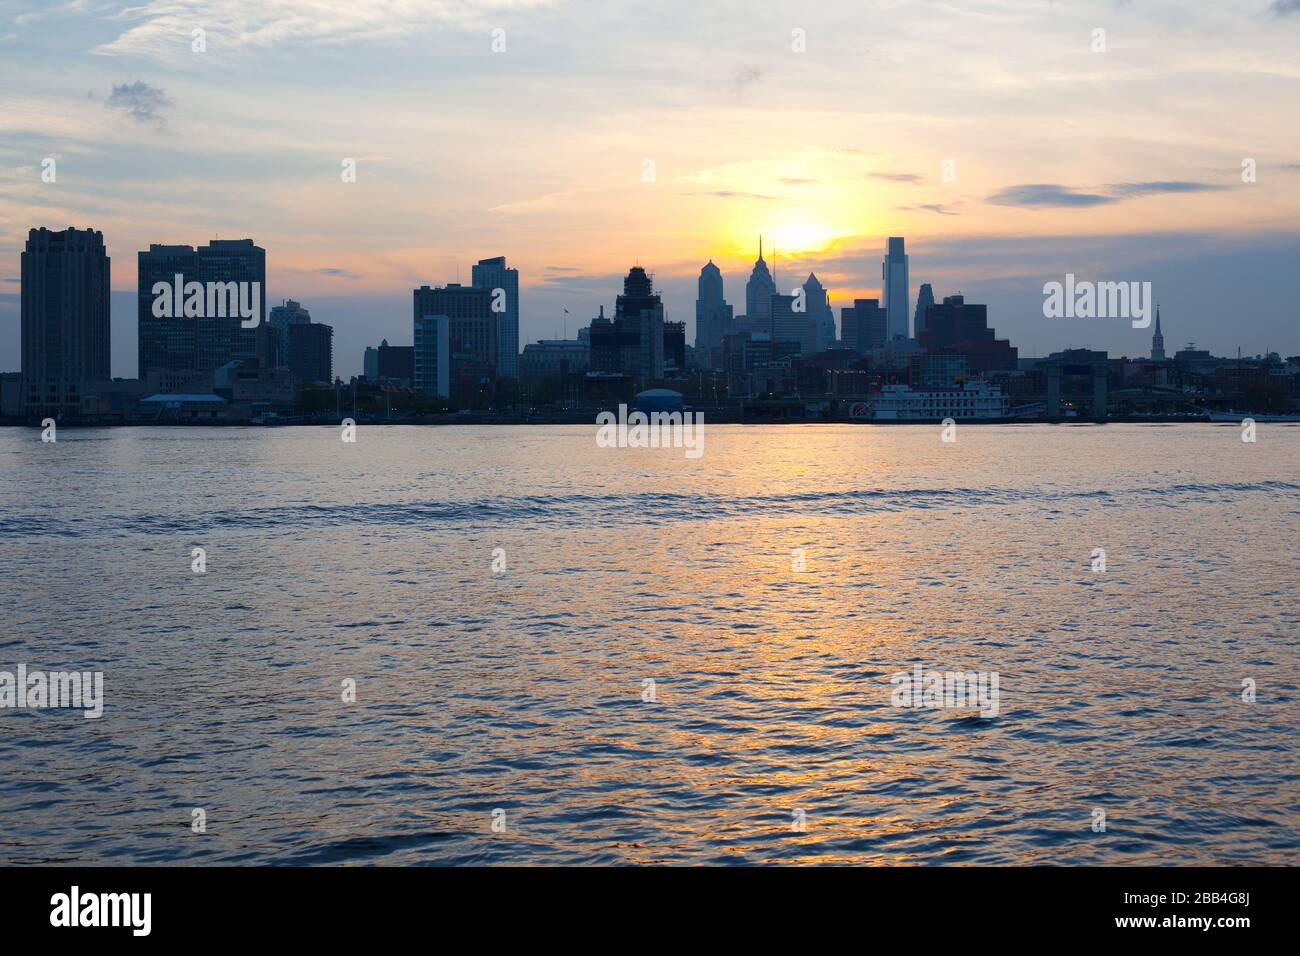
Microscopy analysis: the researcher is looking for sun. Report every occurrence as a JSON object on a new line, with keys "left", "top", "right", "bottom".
{"left": 769, "top": 220, "right": 835, "bottom": 256}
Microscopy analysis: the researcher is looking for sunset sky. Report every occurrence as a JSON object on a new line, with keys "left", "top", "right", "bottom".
{"left": 2, "top": 0, "right": 1299, "bottom": 377}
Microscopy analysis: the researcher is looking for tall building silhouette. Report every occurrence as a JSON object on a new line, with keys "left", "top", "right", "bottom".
{"left": 414, "top": 316, "right": 450, "bottom": 398}
{"left": 21, "top": 227, "right": 110, "bottom": 417}
{"left": 268, "top": 298, "right": 311, "bottom": 368}
{"left": 137, "top": 239, "right": 266, "bottom": 379}
{"left": 589, "top": 267, "right": 665, "bottom": 387}
{"left": 617, "top": 266, "right": 664, "bottom": 387}
{"left": 1151, "top": 306, "right": 1166, "bottom": 360}
{"left": 471, "top": 256, "right": 519, "bottom": 380}
{"left": 802, "top": 272, "right": 836, "bottom": 352}
{"left": 913, "top": 282, "right": 935, "bottom": 337}
{"left": 413, "top": 284, "right": 497, "bottom": 401}
{"left": 744, "top": 238, "right": 776, "bottom": 324}
{"left": 882, "top": 236, "right": 910, "bottom": 340}
{"left": 694, "top": 260, "right": 733, "bottom": 354}
{"left": 286, "top": 321, "right": 333, "bottom": 385}
{"left": 841, "top": 298, "right": 888, "bottom": 354}
{"left": 918, "top": 294, "right": 1017, "bottom": 374}
{"left": 770, "top": 292, "right": 817, "bottom": 355}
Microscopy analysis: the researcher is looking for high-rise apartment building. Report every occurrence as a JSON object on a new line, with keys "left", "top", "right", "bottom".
{"left": 137, "top": 239, "right": 266, "bottom": 378}
{"left": 20, "top": 227, "right": 111, "bottom": 417}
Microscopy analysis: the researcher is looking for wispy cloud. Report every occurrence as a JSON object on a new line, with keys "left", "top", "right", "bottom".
{"left": 1270, "top": 1, "right": 1300, "bottom": 17}
{"left": 691, "top": 190, "right": 779, "bottom": 200}
{"left": 901, "top": 203, "right": 959, "bottom": 216}
{"left": 987, "top": 184, "right": 1114, "bottom": 208}
{"left": 1108, "top": 181, "right": 1227, "bottom": 198}
{"left": 95, "top": 0, "right": 562, "bottom": 61}
{"left": 988, "top": 181, "right": 1224, "bottom": 208}
{"left": 870, "top": 171, "right": 921, "bottom": 183}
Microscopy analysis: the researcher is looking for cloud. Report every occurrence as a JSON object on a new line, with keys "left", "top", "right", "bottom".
{"left": 1107, "top": 181, "right": 1227, "bottom": 198}
{"left": 1270, "top": 1, "right": 1300, "bottom": 16}
{"left": 988, "top": 181, "right": 1224, "bottom": 208}
{"left": 987, "top": 184, "right": 1115, "bottom": 207}
{"left": 733, "top": 66, "right": 764, "bottom": 96}
{"left": 314, "top": 267, "right": 362, "bottom": 279}
{"left": 105, "top": 81, "right": 172, "bottom": 125}
{"left": 901, "top": 203, "right": 959, "bottom": 216}
{"left": 94, "top": 0, "right": 562, "bottom": 61}
{"left": 869, "top": 171, "right": 921, "bottom": 183}
{"left": 692, "top": 190, "right": 779, "bottom": 200}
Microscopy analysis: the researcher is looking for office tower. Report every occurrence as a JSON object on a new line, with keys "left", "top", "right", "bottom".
{"left": 414, "top": 315, "right": 450, "bottom": 398}
{"left": 840, "top": 298, "right": 888, "bottom": 355}
{"left": 770, "top": 292, "right": 817, "bottom": 354}
{"left": 364, "top": 345, "right": 380, "bottom": 380}
{"left": 138, "top": 238, "right": 266, "bottom": 378}
{"left": 918, "top": 294, "right": 1017, "bottom": 374}
{"left": 268, "top": 299, "right": 311, "bottom": 368}
{"left": 694, "top": 260, "right": 733, "bottom": 354}
{"left": 412, "top": 284, "right": 497, "bottom": 400}
{"left": 664, "top": 321, "right": 687, "bottom": 372}
{"left": 377, "top": 341, "right": 414, "bottom": 385}
{"left": 744, "top": 238, "right": 776, "bottom": 324}
{"left": 20, "top": 227, "right": 111, "bottom": 417}
{"left": 471, "top": 256, "right": 519, "bottom": 380}
{"left": 1151, "top": 307, "right": 1166, "bottom": 361}
{"left": 286, "top": 321, "right": 333, "bottom": 384}
{"left": 913, "top": 282, "right": 935, "bottom": 337}
{"left": 882, "top": 236, "right": 910, "bottom": 340}
{"left": 802, "top": 273, "right": 836, "bottom": 352}
{"left": 615, "top": 266, "right": 664, "bottom": 387}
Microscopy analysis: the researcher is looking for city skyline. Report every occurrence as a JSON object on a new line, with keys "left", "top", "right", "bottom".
{"left": 5, "top": 225, "right": 1300, "bottom": 386}
{"left": 3, "top": 1, "right": 1300, "bottom": 376}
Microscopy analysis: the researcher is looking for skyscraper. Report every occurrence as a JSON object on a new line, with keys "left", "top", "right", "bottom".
{"left": 882, "top": 236, "right": 910, "bottom": 340}
{"left": 744, "top": 238, "right": 776, "bottom": 324}
{"left": 694, "top": 260, "right": 733, "bottom": 355}
{"left": 1151, "top": 306, "right": 1166, "bottom": 361}
{"left": 918, "top": 294, "right": 1017, "bottom": 374}
{"left": 841, "top": 298, "right": 888, "bottom": 354}
{"left": 20, "top": 227, "right": 111, "bottom": 417}
{"left": 913, "top": 282, "right": 935, "bottom": 337}
{"left": 471, "top": 256, "right": 519, "bottom": 380}
{"left": 268, "top": 299, "right": 311, "bottom": 369}
{"left": 286, "top": 321, "right": 333, "bottom": 385}
{"left": 414, "top": 315, "right": 450, "bottom": 399}
{"left": 413, "top": 283, "right": 497, "bottom": 401}
{"left": 802, "top": 273, "right": 837, "bottom": 352}
{"left": 771, "top": 292, "right": 817, "bottom": 354}
{"left": 615, "top": 266, "right": 664, "bottom": 387}
{"left": 138, "top": 239, "right": 266, "bottom": 379}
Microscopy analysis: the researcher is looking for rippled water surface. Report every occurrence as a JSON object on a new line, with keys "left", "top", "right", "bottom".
{"left": 1, "top": 423, "right": 1297, "bottom": 865}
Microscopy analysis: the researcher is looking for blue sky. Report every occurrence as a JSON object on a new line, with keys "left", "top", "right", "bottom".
{"left": 2, "top": 0, "right": 1299, "bottom": 377}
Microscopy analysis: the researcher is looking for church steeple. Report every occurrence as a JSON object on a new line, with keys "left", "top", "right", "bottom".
{"left": 1151, "top": 305, "right": 1166, "bottom": 361}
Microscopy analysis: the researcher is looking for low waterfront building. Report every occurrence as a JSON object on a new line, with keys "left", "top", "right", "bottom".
{"left": 519, "top": 339, "right": 589, "bottom": 385}
{"left": 138, "top": 393, "right": 228, "bottom": 421}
